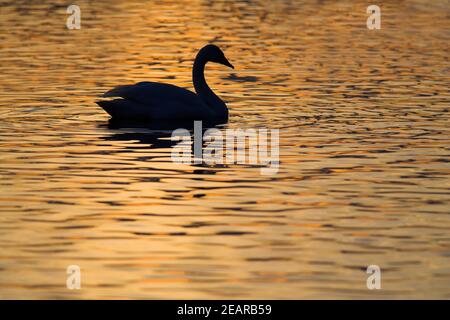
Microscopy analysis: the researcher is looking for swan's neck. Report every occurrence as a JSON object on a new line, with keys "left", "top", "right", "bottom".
{"left": 193, "top": 53, "right": 227, "bottom": 118}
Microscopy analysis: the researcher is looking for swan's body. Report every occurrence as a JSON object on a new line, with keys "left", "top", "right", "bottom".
{"left": 97, "top": 45, "right": 234, "bottom": 121}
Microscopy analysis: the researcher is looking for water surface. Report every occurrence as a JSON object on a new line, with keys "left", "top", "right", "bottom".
{"left": 0, "top": 0, "right": 449, "bottom": 299}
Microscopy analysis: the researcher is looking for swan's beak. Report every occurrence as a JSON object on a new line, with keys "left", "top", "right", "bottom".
{"left": 222, "top": 57, "right": 234, "bottom": 69}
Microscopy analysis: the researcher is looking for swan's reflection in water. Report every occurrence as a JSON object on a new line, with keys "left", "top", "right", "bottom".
{"left": 103, "top": 118, "right": 228, "bottom": 158}
{"left": 101, "top": 118, "right": 231, "bottom": 179}
{"left": 103, "top": 118, "right": 277, "bottom": 176}
{"left": 106, "top": 117, "right": 228, "bottom": 131}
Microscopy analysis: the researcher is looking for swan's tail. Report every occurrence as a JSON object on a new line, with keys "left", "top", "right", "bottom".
{"left": 96, "top": 99, "right": 121, "bottom": 118}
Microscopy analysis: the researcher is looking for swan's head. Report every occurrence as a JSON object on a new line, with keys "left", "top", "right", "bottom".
{"left": 201, "top": 44, "right": 234, "bottom": 69}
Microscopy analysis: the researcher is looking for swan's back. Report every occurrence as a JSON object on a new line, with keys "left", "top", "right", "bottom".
{"left": 103, "top": 82, "right": 200, "bottom": 105}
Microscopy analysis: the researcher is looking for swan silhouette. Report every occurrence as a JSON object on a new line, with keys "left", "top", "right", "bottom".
{"left": 97, "top": 44, "right": 234, "bottom": 122}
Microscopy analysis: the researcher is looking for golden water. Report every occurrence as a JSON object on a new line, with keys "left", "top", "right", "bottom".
{"left": 0, "top": 0, "right": 449, "bottom": 299}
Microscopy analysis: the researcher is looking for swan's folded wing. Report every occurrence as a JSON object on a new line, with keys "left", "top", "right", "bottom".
{"left": 101, "top": 82, "right": 199, "bottom": 106}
